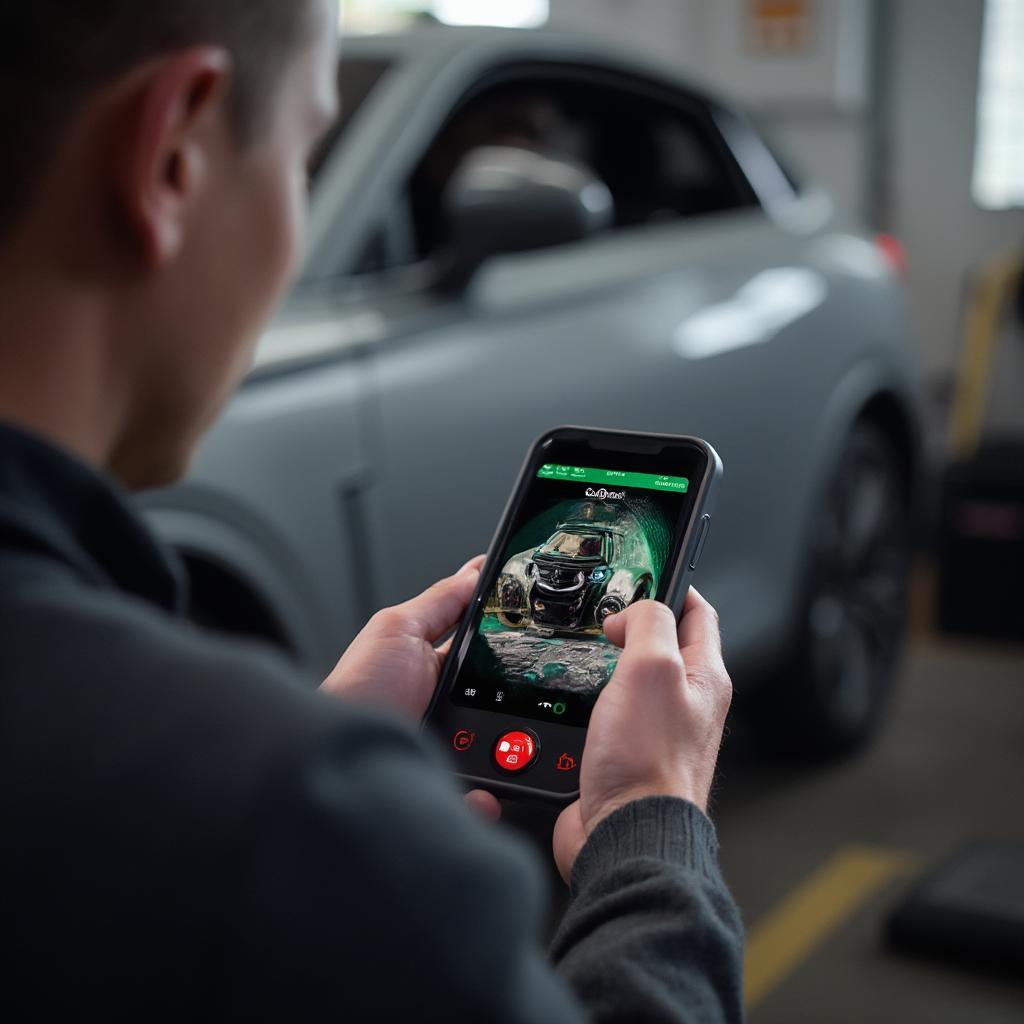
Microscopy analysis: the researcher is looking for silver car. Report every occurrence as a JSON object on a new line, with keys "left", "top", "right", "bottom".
{"left": 141, "top": 28, "right": 925, "bottom": 756}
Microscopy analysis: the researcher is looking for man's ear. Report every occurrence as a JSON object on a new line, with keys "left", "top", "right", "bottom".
{"left": 112, "top": 46, "right": 233, "bottom": 268}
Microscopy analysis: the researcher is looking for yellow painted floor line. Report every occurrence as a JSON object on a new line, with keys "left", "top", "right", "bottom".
{"left": 744, "top": 845, "right": 919, "bottom": 1011}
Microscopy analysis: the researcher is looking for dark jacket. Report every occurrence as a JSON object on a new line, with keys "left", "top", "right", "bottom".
{"left": 0, "top": 420, "right": 744, "bottom": 1020}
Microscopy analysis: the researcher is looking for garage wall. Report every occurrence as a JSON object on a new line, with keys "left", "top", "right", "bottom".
{"left": 549, "top": 0, "right": 705, "bottom": 68}
{"left": 883, "top": 0, "right": 1024, "bottom": 416}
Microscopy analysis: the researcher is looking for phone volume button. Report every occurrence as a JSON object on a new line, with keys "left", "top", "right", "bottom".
{"left": 689, "top": 514, "right": 711, "bottom": 571}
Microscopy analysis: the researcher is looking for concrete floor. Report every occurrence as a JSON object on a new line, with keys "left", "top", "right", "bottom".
{"left": 715, "top": 637, "right": 1024, "bottom": 1022}
{"left": 507, "top": 634, "right": 1024, "bottom": 1019}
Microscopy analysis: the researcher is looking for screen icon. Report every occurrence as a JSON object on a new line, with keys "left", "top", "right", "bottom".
{"left": 537, "top": 700, "right": 567, "bottom": 716}
{"left": 555, "top": 753, "right": 577, "bottom": 772}
{"left": 453, "top": 729, "right": 475, "bottom": 752}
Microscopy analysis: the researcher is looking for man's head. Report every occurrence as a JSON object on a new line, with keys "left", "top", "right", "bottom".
{"left": 0, "top": 1, "right": 339, "bottom": 487}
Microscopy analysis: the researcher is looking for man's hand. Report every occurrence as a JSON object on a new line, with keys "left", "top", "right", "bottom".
{"left": 321, "top": 554, "right": 501, "bottom": 822}
{"left": 322, "top": 554, "right": 485, "bottom": 717}
{"left": 552, "top": 588, "right": 732, "bottom": 883}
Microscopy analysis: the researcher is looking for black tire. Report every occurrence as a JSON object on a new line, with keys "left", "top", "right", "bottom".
{"left": 596, "top": 594, "right": 625, "bottom": 623}
{"left": 747, "top": 420, "right": 912, "bottom": 758}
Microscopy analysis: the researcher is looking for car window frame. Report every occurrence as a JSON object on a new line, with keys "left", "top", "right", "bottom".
{"left": 333, "top": 56, "right": 763, "bottom": 293}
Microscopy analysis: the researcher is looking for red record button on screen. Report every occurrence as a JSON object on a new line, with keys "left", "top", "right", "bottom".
{"left": 493, "top": 730, "right": 537, "bottom": 772}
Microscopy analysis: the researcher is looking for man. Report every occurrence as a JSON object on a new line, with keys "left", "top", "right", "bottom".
{"left": 0, "top": 2, "right": 743, "bottom": 1018}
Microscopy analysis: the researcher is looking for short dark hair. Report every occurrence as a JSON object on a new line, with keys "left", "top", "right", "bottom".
{"left": 0, "top": 0, "right": 318, "bottom": 234}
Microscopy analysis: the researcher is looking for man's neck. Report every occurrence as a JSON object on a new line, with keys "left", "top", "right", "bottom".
{"left": 0, "top": 267, "right": 125, "bottom": 473}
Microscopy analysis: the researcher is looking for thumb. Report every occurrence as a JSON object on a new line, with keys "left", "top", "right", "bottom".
{"left": 602, "top": 599, "right": 678, "bottom": 655}
{"left": 552, "top": 801, "right": 586, "bottom": 886}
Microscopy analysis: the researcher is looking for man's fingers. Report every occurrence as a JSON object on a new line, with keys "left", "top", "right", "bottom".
{"left": 385, "top": 555, "right": 484, "bottom": 643}
{"left": 602, "top": 591, "right": 726, "bottom": 693}
{"left": 464, "top": 789, "right": 501, "bottom": 822}
{"left": 457, "top": 553, "right": 487, "bottom": 575}
{"left": 677, "top": 586, "right": 724, "bottom": 666}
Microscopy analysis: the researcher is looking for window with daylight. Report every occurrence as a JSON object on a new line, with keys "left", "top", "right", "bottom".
{"left": 341, "top": 0, "right": 549, "bottom": 33}
{"left": 972, "top": 0, "right": 1024, "bottom": 209}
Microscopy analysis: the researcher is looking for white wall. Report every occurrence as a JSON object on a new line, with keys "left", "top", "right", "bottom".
{"left": 548, "top": 0, "right": 706, "bottom": 69}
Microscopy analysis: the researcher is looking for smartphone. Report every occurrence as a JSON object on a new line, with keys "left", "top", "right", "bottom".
{"left": 423, "top": 425, "right": 722, "bottom": 803}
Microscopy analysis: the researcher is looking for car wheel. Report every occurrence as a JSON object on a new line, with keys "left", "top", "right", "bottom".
{"left": 747, "top": 420, "right": 912, "bottom": 758}
{"left": 630, "top": 577, "right": 652, "bottom": 603}
{"left": 497, "top": 611, "right": 526, "bottom": 628}
{"left": 596, "top": 595, "right": 625, "bottom": 623}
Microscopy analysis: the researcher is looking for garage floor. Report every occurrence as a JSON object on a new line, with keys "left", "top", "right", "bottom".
{"left": 509, "top": 614, "right": 1024, "bottom": 1019}
{"left": 717, "top": 635, "right": 1024, "bottom": 1022}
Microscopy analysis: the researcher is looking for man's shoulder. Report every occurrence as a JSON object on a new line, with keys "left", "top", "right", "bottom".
{"left": 4, "top": 567, "right": 310, "bottom": 709}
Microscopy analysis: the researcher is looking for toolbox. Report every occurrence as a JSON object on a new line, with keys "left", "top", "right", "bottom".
{"left": 938, "top": 442, "right": 1024, "bottom": 639}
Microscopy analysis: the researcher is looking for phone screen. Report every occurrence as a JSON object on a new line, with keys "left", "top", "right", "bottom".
{"left": 445, "top": 440, "right": 705, "bottom": 729}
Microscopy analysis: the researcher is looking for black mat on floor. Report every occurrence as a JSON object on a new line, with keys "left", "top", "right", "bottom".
{"left": 886, "top": 840, "right": 1024, "bottom": 978}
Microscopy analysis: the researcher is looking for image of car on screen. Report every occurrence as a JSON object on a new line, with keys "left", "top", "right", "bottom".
{"left": 490, "top": 502, "right": 656, "bottom": 635}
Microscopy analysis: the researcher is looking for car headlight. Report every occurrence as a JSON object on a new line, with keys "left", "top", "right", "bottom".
{"left": 588, "top": 567, "right": 608, "bottom": 582}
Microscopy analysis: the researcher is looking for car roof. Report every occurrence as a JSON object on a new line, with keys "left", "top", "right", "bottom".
{"left": 553, "top": 522, "right": 624, "bottom": 535}
{"left": 340, "top": 26, "right": 721, "bottom": 108}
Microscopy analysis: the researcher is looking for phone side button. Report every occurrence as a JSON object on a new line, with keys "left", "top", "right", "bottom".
{"left": 689, "top": 514, "right": 711, "bottom": 571}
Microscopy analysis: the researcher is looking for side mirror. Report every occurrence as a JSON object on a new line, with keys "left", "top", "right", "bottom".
{"left": 435, "top": 145, "right": 614, "bottom": 293}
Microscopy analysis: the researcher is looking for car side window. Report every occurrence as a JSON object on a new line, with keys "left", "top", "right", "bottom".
{"left": 351, "top": 65, "right": 758, "bottom": 278}
{"left": 563, "top": 81, "right": 757, "bottom": 230}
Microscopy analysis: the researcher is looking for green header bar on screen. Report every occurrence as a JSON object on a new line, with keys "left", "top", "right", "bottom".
{"left": 537, "top": 464, "right": 689, "bottom": 493}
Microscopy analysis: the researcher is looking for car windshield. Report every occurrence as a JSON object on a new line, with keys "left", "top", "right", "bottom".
{"left": 308, "top": 57, "right": 393, "bottom": 182}
{"left": 540, "top": 532, "right": 603, "bottom": 558}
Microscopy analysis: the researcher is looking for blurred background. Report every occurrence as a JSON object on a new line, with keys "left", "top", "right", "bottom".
{"left": 144, "top": 2, "right": 1024, "bottom": 1020}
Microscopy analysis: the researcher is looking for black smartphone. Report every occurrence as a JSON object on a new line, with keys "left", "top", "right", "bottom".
{"left": 423, "top": 425, "right": 722, "bottom": 803}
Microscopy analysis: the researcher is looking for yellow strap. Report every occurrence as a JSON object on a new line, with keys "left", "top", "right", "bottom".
{"left": 949, "top": 248, "right": 1024, "bottom": 460}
